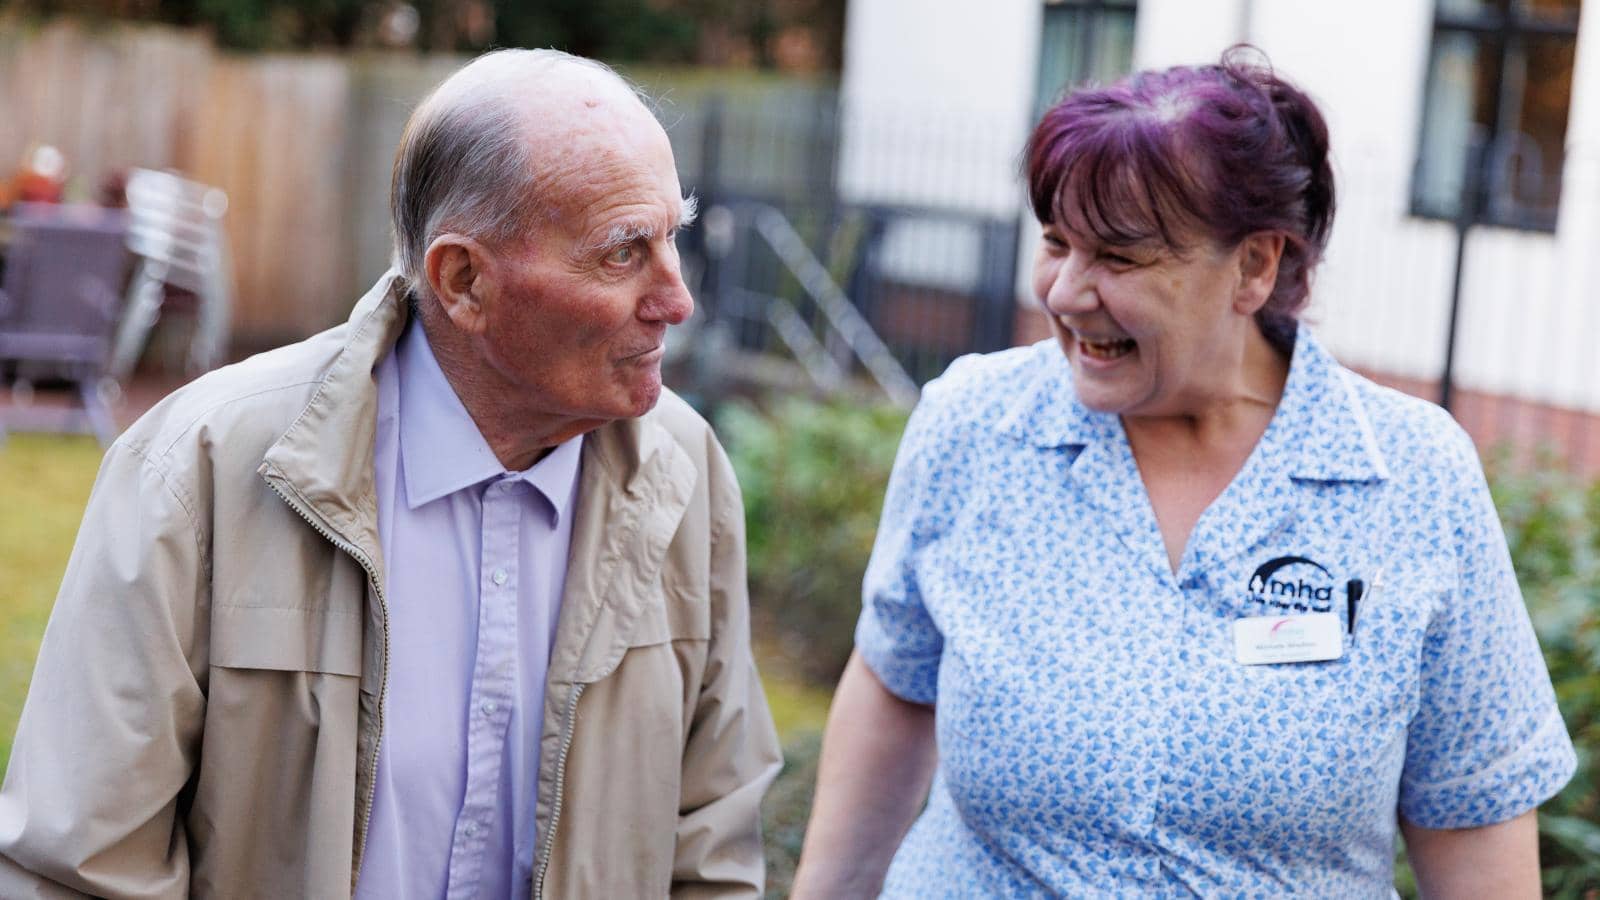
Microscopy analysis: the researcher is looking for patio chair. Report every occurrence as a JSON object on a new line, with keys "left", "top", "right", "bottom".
{"left": 109, "top": 168, "right": 234, "bottom": 380}
{"left": 0, "top": 204, "right": 132, "bottom": 446}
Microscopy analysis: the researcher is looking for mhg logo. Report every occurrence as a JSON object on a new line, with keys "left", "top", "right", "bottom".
{"left": 1246, "top": 555, "right": 1336, "bottom": 613}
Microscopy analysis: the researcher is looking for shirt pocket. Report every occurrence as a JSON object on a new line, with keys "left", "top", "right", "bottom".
{"left": 210, "top": 604, "right": 364, "bottom": 676}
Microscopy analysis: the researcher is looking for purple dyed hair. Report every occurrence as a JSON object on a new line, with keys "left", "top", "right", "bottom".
{"left": 1025, "top": 47, "right": 1335, "bottom": 348}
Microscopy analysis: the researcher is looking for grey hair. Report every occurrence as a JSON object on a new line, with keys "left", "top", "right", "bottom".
{"left": 389, "top": 48, "right": 645, "bottom": 297}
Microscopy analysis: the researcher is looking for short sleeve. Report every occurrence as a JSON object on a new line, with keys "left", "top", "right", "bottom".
{"left": 1398, "top": 429, "right": 1577, "bottom": 828}
{"left": 854, "top": 393, "right": 950, "bottom": 705}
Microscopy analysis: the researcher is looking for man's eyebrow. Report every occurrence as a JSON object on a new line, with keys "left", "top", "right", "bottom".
{"left": 589, "top": 221, "right": 653, "bottom": 255}
{"left": 585, "top": 194, "right": 700, "bottom": 255}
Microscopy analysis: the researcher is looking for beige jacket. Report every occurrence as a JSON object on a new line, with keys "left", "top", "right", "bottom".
{"left": 0, "top": 274, "right": 782, "bottom": 899}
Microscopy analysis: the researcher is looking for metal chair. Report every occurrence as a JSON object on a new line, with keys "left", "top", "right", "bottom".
{"left": 109, "top": 168, "right": 234, "bottom": 379}
{"left": 0, "top": 204, "right": 132, "bottom": 446}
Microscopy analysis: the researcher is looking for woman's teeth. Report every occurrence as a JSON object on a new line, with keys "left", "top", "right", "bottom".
{"left": 1078, "top": 336, "right": 1135, "bottom": 360}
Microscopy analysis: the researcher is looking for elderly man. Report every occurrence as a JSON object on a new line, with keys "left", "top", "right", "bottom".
{"left": 0, "top": 49, "right": 781, "bottom": 898}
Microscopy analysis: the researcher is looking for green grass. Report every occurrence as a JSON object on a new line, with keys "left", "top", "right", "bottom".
{"left": 0, "top": 434, "right": 105, "bottom": 775}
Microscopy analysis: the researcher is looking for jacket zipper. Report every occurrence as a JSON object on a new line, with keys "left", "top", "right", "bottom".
{"left": 262, "top": 476, "right": 389, "bottom": 889}
{"left": 533, "top": 682, "right": 585, "bottom": 899}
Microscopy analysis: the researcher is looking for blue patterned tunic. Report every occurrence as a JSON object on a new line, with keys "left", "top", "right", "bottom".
{"left": 855, "top": 328, "right": 1576, "bottom": 897}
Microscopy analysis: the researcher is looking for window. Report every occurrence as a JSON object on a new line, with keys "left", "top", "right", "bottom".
{"left": 1035, "top": 0, "right": 1139, "bottom": 119}
{"left": 1412, "top": 0, "right": 1582, "bottom": 231}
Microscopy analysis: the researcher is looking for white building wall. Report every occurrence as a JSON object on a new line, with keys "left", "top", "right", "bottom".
{"left": 1247, "top": 0, "right": 1454, "bottom": 384}
{"left": 1131, "top": 0, "right": 1245, "bottom": 69}
{"left": 838, "top": 0, "right": 1044, "bottom": 287}
{"left": 837, "top": 0, "right": 1040, "bottom": 216}
{"left": 1245, "top": 1, "right": 1600, "bottom": 411}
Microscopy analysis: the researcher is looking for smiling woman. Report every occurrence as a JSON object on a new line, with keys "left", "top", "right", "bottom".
{"left": 791, "top": 47, "right": 1575, "bottom": 900}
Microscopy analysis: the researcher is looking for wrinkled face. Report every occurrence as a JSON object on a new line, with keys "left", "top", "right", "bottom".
{"left": 476, "top": 116, "right": 694, "bottom": 429}
{"left": 1032, "top": 216, "right": 1247, "bottom": 419}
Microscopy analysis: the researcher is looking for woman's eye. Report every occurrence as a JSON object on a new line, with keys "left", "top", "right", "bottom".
{"left": 605, "top": 245, "right": 634, "bottom": 265}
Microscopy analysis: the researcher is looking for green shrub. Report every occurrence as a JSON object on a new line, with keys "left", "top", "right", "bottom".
{"left": 720, "top": 395, "right": 910, "bottom": 684}
{"left": 1487, "top": 457, "right": 1600, "bottom": 897}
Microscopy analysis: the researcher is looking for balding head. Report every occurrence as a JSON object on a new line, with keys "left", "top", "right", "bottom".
{"left": 389, "top": 49, "right": 661, "bottom": 295}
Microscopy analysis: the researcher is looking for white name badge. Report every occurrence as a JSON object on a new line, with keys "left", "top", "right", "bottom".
{"left": 1232, "top": 613, "right": 1344, "bottom": 665}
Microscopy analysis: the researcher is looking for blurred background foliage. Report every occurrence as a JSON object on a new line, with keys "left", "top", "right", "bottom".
{"left": 723, "top": 397, "right": 1600, "bottom": 896}
{"left": 1486, "top": 455, "right": 1600, "bottom": 896}
{"left": 0, "top": 0, "right": 846, "bottom": 64}
{"left": 721, "top": 394, "right": 909, "bottom": 684}
{"left": 720, "top": 394, "right": 905, "bottom": 897}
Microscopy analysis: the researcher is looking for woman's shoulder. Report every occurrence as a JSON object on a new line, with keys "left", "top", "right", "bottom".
{"left": 886, "top": 342, "right": 1062, "bottom": 479}
{"left": 918, "top": 340, "right": 1063, "bottom": 425}
{"left": 1335, "top": 367, "right": 1481, "bottom": 478}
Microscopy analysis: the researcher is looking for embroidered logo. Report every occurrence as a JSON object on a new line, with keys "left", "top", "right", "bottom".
{"left": 1246, "top": 555, "right": 1336, "bottom": 613}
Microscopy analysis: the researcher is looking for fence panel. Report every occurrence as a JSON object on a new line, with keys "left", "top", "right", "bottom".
{"left": 0, "top": 24, "right": 468, "bottom": 351}
{"left": 181, "top": 56, "right": 356, "bottom": 344}
{"left": 0, "top": 25, "right": 209, "bottom": 191}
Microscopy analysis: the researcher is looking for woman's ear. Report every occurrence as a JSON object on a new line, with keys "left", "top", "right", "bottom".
{"left": 1234, "top": 231, "right": 1286, "bottom": 315}
{"left": 424, "top": 235, "right": 494, "bottom": 335}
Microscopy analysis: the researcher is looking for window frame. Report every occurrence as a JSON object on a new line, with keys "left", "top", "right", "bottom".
{"left": 1034, "top": 0, "right": 1140, "bottom": 120}
{"left": 1409, "top": 0, "right": 1583, "bottom": 232}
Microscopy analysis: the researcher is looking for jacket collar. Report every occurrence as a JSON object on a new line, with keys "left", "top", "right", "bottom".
{"left": 556, "top": 403, "right": 696, "bottom": 685}
{"left": 258, "top": 271, "right": 409, "bottom": 565}
{"left": 994, "top": 326, "right": 1390, "bottom": 484}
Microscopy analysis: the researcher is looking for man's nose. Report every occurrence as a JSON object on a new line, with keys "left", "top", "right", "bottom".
{"left": 648, "top": 250, "right": 695, "bottom": 325}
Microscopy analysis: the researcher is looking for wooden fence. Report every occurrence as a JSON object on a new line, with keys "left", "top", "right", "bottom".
{"left": 0, "top": 23, "right": 461, "bottom": 350}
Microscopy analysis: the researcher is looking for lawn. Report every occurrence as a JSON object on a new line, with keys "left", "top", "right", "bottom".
{"left": 0, "top": 433, "right": 831, "bottom": 784}
{"left": 0, "top": 434, "right": 104, "bottom": 775}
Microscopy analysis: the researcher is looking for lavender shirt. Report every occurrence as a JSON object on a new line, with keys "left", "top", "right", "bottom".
{"left": 354, "top": 319, "right": 581, "bottom": 900}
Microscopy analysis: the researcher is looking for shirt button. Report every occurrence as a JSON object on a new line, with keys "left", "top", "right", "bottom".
{"left": 464, "top": 822, "right": 479, "bottom": 838}
{"left": 492, "top": 568, "right": 508, "bottom": 586}
{"left": 481, "top": 700, "right": 498, "bottom": 716}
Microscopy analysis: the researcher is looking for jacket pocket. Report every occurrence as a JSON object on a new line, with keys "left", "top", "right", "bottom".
{"left": 211, "top": 604, "right": 363, "bottom": 676}
{"left": 627, "top": 576, "right": 713, "bottom": 651}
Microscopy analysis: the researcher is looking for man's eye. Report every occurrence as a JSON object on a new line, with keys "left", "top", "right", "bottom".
{"left": 606, "top": 245, "right": 634, "bottom": 265}
{"left": 1103, "top": 252, "right": 1137, "bottom": 267}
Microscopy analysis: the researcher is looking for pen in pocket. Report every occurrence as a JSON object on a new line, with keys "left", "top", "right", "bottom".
{"left": 1345, "top": 568, "right": 1383, "bottom": 642}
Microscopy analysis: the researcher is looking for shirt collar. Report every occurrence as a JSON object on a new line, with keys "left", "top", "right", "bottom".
{"left": 397, "top": 319, "right": 584, "bottom": 516}
{"left": 522, "top": 433, "right": 583, "bottom": 524}
{"left": 995, "top": 326, "right": 1389, "bottom": 483}
{"left": 1270, "top": 327, "right": 1390, "bottom": 482}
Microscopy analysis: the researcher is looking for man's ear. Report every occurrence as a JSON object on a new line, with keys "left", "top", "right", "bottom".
{"left": 424, "top": 235, "right": 494, "bottom": 335}
{"left": 1233, "top": 231, "right": 1286, "bottom": 316}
